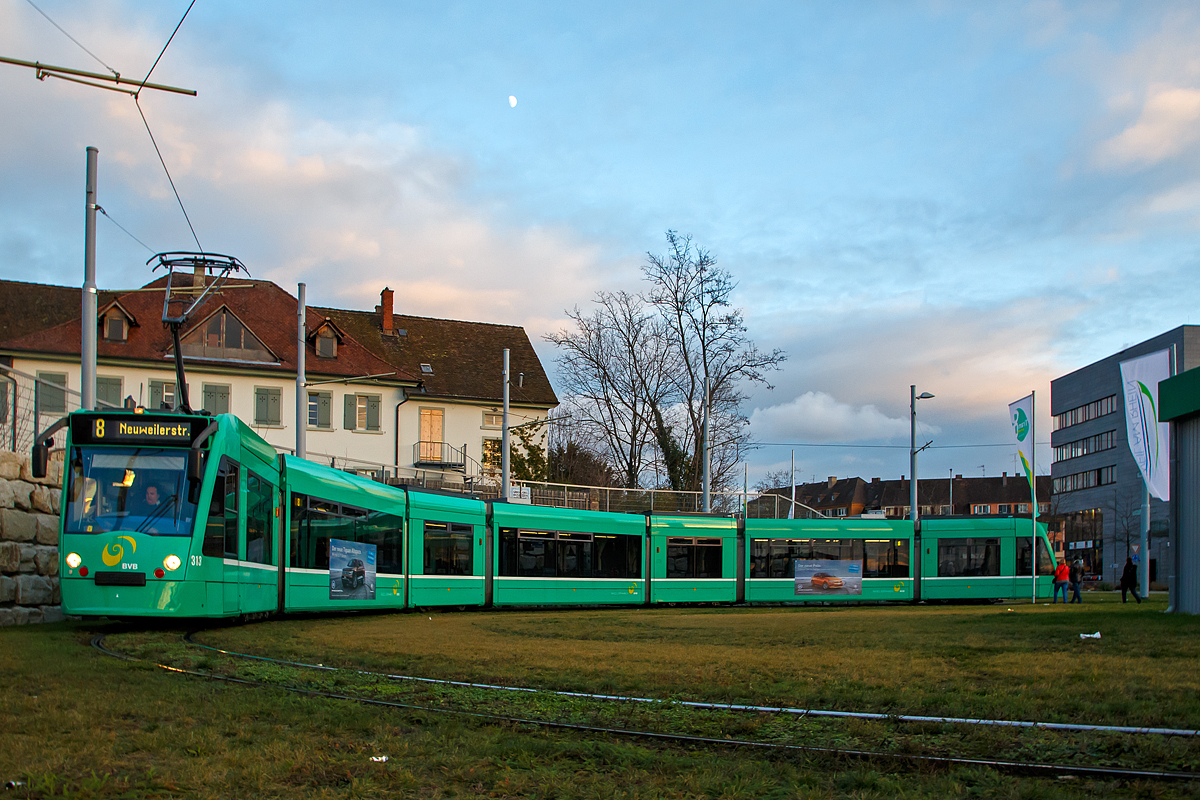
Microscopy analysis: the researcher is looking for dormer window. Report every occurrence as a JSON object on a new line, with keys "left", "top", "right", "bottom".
{"left": 180, "top": 306, "right": 276, "bottom": 363}
{"left": 317, "top": 329, "right": 337, "bottom": 358}
{"left": 99, "top": 301, "right": 136, "bottom": 342}
{"left": 104, "top": 314, "right": 126, "bottom": 342}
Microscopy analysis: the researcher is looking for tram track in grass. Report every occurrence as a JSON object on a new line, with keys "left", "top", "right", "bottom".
{"left": 91, "top": 628, "right": 1200, "bottom": 785}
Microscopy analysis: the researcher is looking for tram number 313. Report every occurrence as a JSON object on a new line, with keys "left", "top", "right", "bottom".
{"left": 190, "top": 555, "right": 203, "bottom": 567}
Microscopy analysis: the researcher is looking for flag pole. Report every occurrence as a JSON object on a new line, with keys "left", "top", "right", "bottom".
{"left": 1031, "top": 389, "right": 1037, "bottom": 605}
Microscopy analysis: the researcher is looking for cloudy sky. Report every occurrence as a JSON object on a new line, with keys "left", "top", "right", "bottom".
{"left": 2, "top": 1, "right": 1199, "bottom": 487}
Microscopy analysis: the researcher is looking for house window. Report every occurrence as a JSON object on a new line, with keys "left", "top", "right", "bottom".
{"left": 939, "top": 505, "right": 951, "bottom": 515}
{"left": 834, "top": 507, "right": 848, "bottom": 517}
{"left": 972, "top": 504, "right": 990, "bottom": 515}
{"left": 1017, "top": 503, "right": 1030, "bottom": 514}
{"left": 254, "top": 387, "right": 281, "bottom": 426}
{"left": 96, "top": 376, "right": 123, "bottom": 409}
{"left": 316, "top": 329, "right": 337, "bottom": 358}
{"left": 483, "top": 411, "right": 503, "bottom": 429}
{"left": 104, "top": 315, "right": 125, "bottom": 342}
{"left": 36, "top": 372, "right": 67, "bottom": 415}
{"left": 149, "top": 380, "right": 178, "bottom": 410}
{"left": 998, "top": 504, "right": 1012, "bottom": 514}
{"left": 418, "top": 408, "right": 444, "bottom": 461}
{"left": 482, "top": 438, "right": 502, "bottom": 469}
{"left": 420, "top": 363, "right": 433, "bottom": 374}
{"left": 308, "top": 391, "right": 331, "bottom": 429}
{"left": 344, "top": 394, "right": 380, "bottom": 431}
{"left": 203, "top": 384, "right": 230, "bottom": 415}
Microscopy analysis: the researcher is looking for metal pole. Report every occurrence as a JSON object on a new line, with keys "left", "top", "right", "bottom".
{"left": 81, "top": 146, "right": 98, "bottom": 411}
{"left": 702, "top": 376, "right": 711, "bottom": 512}
{"left": 910, "top": 385, "right": 921, "bottom": 603}
{"left": 1141, "top": 480, "right": 1151, "bottom": 599}
{"left": 502, "top": 349, "right": 510, "bottom": 501}
{"left": 790, "top": 450, "right": 796, "bottom": 520}
{"left": 910, "top": 385, "right": 918, "bottom": 525}
{"left": 1031, "top": 389, "right": 1037, "bottom": 604}
{"left": 296, "top": 283, "right": 306, "bottom": 460}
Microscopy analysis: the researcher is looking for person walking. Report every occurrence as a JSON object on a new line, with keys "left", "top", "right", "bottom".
{"left": 1120, "top": 557, "right": 1142, "bottom": 604}
{"left": 1069, "top": 558, "right": 1084, "bottom": 604}
{"left": 1053, "top": 559, "right": 1070, "bottom": 604}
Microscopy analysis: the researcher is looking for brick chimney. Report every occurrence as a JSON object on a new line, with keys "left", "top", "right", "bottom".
{"left": 380, "top": 287, "right": 394, "bottom": 336}
{"left": 192, "top": 264, "right": 205, "bottom": 288}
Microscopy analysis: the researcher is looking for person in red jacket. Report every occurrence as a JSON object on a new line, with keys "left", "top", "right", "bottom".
{"left": 1053, "top": 560, "right": 1070, "bottom": 604}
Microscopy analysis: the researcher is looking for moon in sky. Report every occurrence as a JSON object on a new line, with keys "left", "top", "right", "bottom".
{"left": 508, "top": 95, "right": 517, "bottom": 107}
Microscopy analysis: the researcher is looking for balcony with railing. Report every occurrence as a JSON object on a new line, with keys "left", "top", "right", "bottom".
{"left": 413, "top": 440, "right": 467, "bottom": 469}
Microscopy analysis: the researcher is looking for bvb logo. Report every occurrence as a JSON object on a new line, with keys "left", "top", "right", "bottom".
{"left": 1013, "top": 408, "right": 1030, "bottom": 442}
{"left": 101, "top": 535, "right": 137, "bottom": 567}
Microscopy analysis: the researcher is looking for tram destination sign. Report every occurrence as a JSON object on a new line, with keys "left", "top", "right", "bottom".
{"left": 71, "top": 414, "right": 209, "bottom": 447}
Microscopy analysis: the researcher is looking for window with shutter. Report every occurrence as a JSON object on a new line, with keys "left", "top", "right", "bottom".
{"left": 308, "top": 392, "right": 331, "bottom": 428}
{"left": 254, "top": 387, "right": 281, "bottom": 425}
{"left": 96, "top": 377, "right": 123, "bottom": 409}
{"left": 203, "top": 384, "right": 230, "bottom": 415}
{"left": 36, "top": 372, "right": 67, "bottom": 414}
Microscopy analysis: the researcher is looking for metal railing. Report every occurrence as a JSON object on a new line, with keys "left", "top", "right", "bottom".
{"left": 413, "top": 440, "right": 466, "bottom": 468}
{"left": 0, "top": 364, "right": 121, "bottom": 453}
{"left": 507, "top": 480, "right": 828, "bottom": 518}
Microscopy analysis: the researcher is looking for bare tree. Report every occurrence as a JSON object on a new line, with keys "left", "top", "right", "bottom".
{"left": 643, "top": 231, "right": 786, "bottom": 491}
{"left": 546, "top": 292, "right": 673, "bottom": 488}
{"left": 548, "top": 231, "right": 786, "bottom": 492}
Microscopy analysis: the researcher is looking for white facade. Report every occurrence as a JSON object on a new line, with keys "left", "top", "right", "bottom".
{"left": 9, "top": 355, "right": 548, "bottom": 480}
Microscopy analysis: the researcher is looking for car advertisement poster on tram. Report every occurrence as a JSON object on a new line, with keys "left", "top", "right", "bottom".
{"left": 329, "top": 539, "right": 376, "bottom": 600}
{"left": 794, "top": 560, "right": 862, "bottom": 595}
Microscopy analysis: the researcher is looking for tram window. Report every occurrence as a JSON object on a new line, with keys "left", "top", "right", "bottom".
{"left": 937, "top": 537, "right": 1000, "bottom": 577}
{"left": 593, "top": 534, "right": 641, "bottom": 579}
{"left": 498, "top": 528, "right": 640, "bottom": 578}
{"left": 750, "top": 539, "right": 869, "bottom": 579}
{"left": 667, "top": 537, "right": 724, "bottom": 579}
{"left": 557, "top": 532, "right": 591, "bottom": 578}
{"left": 423, "top": 521, "right": 473, "bottom": 575}
{"left": 204, "top": 458, "right": 238, "bottom": 558}
{"left": 245, "top": 472, "right": 273, "bottom": 565}
{"left": 359, "top": 511, "right": 403, "bottom": 575}
{"left": 1016, "top": 536, "right": 1054, "bottom": 576}
{"left": 863, "top": 539, "right": 909, "bottom": 578}
{"left": 517, "top": 530, "right": 556, "bottom": 577}
{"left": 223, "top": 463, "right": 240, "bottom": 559}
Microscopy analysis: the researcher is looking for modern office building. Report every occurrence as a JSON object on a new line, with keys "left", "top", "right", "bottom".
{"left": 1050, "top": 326, "right": 1200, "bottom": 585}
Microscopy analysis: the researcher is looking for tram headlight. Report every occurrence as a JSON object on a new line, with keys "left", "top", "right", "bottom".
{"left": 66, "top": 552, "right": 81, "bottom": 569}
{"left": 164, "top": 554, "right": 182, "bottom": 571}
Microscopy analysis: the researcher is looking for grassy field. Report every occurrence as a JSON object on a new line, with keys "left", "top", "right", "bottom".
{"left": 4, "top": 594, "right": 1200, "bottom": 798}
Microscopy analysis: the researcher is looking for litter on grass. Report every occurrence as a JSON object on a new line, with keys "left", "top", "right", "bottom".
{"left": 1080, "top": 631, "right": 1102, "bottom": 639}
{"left": 371, "top": 756, "right": 389, "bottom": 763}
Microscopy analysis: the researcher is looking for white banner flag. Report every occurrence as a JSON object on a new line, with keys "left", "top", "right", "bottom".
{"left": 1009, "top": 394, "right": 1035, "bottom": 490}
{"left": 1120, "top": 349, "right": 1171, "bottom": 501}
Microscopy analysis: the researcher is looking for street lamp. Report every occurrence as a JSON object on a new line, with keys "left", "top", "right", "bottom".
{"left": 910, "top": 385, "right": 934, "bottom": 602}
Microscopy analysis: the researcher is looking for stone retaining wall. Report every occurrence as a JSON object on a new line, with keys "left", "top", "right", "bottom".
{"left": 0, "top": 451, "right": 64, "bottom": 625}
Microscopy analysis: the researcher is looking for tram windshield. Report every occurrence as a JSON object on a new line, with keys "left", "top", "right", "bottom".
{"left": 65, "top": 448, "right": 199, "bottom": 536}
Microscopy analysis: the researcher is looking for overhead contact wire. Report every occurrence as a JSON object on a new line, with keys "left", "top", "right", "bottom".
{"left": 25, "top": 0, "right": 119, "bottom": 77}
{"left": 96, "top": 206, "right": 156, "bottom": 254}
{"left": 133, "top": 0, "right": 203, "bottom": 252}
{"left": 137, "top": 0, "right": 196, "bottom": 96}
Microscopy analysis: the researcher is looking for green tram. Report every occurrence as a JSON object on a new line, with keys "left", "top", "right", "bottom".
{"left": 53, "top": 409, "right": 1056, "bottom": 620}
